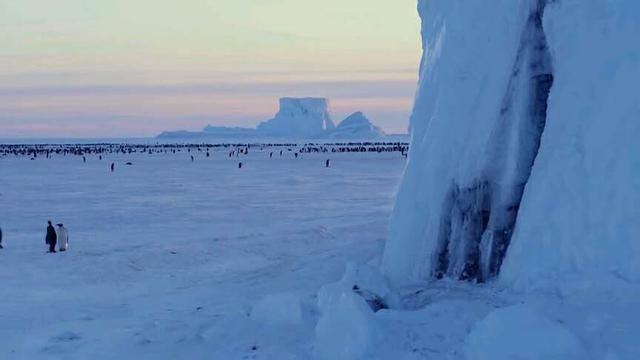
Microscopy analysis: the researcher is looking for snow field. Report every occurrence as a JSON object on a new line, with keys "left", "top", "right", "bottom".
{"left": 0, "top": 148, "right": 405, "bottom": 359}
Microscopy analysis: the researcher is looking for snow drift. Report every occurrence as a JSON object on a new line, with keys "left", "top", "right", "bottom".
{"left": 464, "top": 305, "right": 585, "bottom": 360}
{"left": 314, "top": 263, "right": 400, "bottom": 360}
{"left": 383, "top": 0, "right": 640, "bottom": 287}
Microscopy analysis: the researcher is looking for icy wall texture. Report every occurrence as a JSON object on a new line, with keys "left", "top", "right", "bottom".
{"left": 501, "top": 0, "right": 640, "bottom": 286}
{"left": 257, "top": 97, "right": 335, "bottom": 138}
{"left": 384, "top": 0, "right": 639, "bottom": 286}
{"left": 383, "top": 0, "right": 540, "bottom": 284}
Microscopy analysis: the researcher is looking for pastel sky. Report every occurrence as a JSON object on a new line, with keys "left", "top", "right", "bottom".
{"left": 0, "top": 0, "right": 420, "bottom": 138}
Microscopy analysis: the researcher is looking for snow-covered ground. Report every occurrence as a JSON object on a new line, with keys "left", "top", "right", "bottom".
{"left": 0, "top": 148, "right": 403, "bottom": 359}
{"left": 1, "top": 144, "right": 639, "bottom": 360}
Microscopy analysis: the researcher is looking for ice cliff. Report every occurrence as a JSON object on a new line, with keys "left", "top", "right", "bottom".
{"left": 257, "top": 97, "right": 335, "bottom": 138}
{"left": 383, "top": 0, "right": 640, "bottom": 287}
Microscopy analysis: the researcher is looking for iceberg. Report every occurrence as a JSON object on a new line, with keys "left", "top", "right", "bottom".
{"left": 157, "top": 126, "right": 256, "bottom": 140}
{"left": 327, "top": 112, "right": 385, "bottom": 139}
{"left": 256, "top": 97, "right": 335, "bottom": 138}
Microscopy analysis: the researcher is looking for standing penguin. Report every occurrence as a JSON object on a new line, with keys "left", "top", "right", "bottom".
{"left": 0, "top": 225, "right": 3, "bottom": 249}
{"left": 56, "top": 224, "right": 69, "bottom": 252}
{"left": 111, "top": 163, "right": 115, "bottom": 172}
{"left": 45, "top": 221, "right": 57, "bottom": 253}
{"left": 326, "top": 159, "right": 330, "bottom": 168}
{"left": 238, "top": 162, "right": 243, "bottom": 169}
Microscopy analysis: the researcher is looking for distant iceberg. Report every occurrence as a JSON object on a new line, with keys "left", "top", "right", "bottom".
{"left": 256, "top": 97, "right": 335, "bottom": 138}
{"left": 327, "top": 112, "right": 385, "bottom": 139}
{"left": 156, "top": 97, "right": 396, "bottom": 141}
{"left": 157, "top": 126, "right": 256, "bottom": 140}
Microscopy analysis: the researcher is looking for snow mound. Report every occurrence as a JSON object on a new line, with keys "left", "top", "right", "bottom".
{"left": 250, "top": 292, "right": 304, "bottom": 325}
{"left": 257, "top": 97, "right": 335, "bottom": 138}
{"left": 317, "top": 263, "right": 401, "bottom": 312}
{"left": 314, "top": 290, "right": 375, "bottom": 360}
{"left": 327, "top": 112, "right": 385, "bottom": 139}
{"left": 314, "top": 263, "right": 400, "bottom": 360}
{"left": 465, "top": 304, "right": 586, "bottom": 360}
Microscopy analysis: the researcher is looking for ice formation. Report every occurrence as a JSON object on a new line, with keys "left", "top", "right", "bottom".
{"left": 257, "top": 97, "right": 335, "bottom": 138}
{"left": 501, "top": 0, "right": 640, "bottom": 286}
{"left": 156, "top": 99, "right": 390, "bottom": 140}
{"left": 383, "top": 0, "right": 640, "bottom": 286}
{"left": 157, "top": 126, "right": 256, "bottom": 139}
{"left": 327, "top": 112, "right": 385, "bottom": 139}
